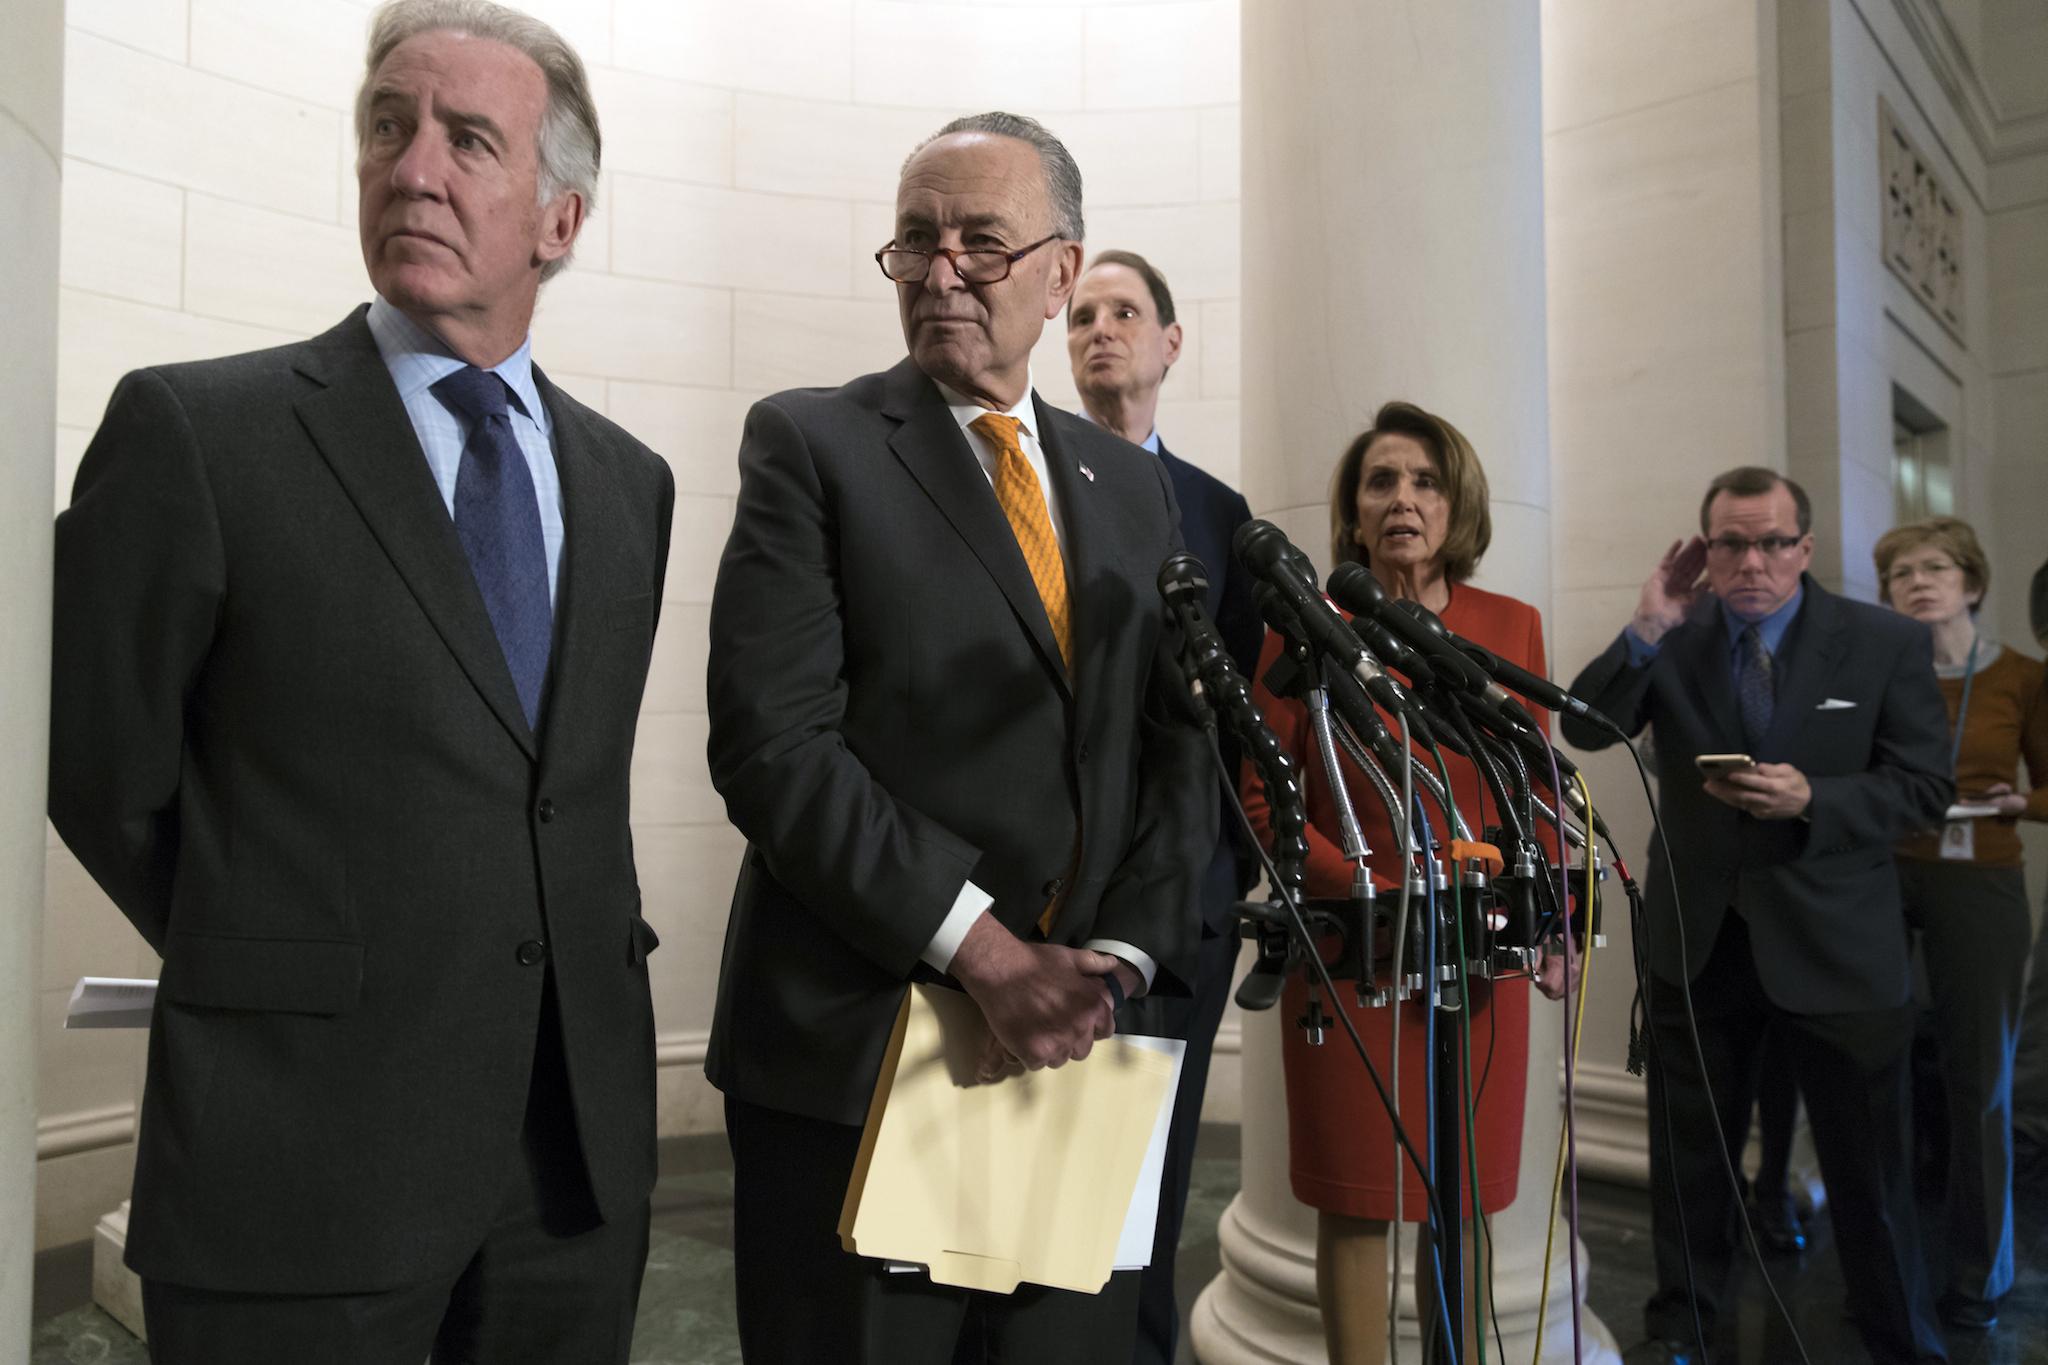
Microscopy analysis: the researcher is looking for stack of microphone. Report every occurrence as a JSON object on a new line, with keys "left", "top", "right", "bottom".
{"left": 1155, "top": 520, "right": 1615, "bottom": 1009}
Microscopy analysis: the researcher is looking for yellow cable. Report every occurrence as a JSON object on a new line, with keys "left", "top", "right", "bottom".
{"left": 1532, "top": 773, "right": 1598, "bottom": 1364}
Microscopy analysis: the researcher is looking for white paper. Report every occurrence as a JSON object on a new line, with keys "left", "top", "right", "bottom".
{"left": 65, "top": 977, "right": 158, "bottom": 1029}
{"left": 884, "top": 1031, "right": 1186, "bottom": 1279}
{"left": 1945, "top": 802, "right": 2002, "bottom": 820}
{"left": 1112, "top": 1033, "right": 1187, "bottom": 1271}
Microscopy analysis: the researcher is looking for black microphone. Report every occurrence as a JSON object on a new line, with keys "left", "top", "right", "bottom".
{"left": 1158, "top": 552, "right": 1236, "bottom": 704}
{"left": 1435, "top": 622, "right": 1616, "bottom": 729}
{"left": 1390, "top": 602, "right": 1543, "bottom": 728}
{"left": 1352, "top": 613, "right": 1436, "bottom": 687}
{"left": 1234, "top": 521, "right": 1414, "bottom": 720}
{"left": 1325, "top": 562, "right": 1489, "bottom": 693}
{"left": 1255, "top": 583, "right": 1460, "bottom": 764}
{"left": 1385, "top": 603, "right": 1603, "bottom": 800}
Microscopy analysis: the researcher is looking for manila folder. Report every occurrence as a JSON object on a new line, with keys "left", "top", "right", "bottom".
{"left": 838, "top": 982, "right": 1175, "bottom": 1295}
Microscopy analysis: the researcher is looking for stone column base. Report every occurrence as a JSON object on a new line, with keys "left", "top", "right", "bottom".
{"left": 1191, "top": 1190, "right": 1623, "bottom": 1364}
{"left": 92, "top": 1200, "right": 146, "bottom": 1341}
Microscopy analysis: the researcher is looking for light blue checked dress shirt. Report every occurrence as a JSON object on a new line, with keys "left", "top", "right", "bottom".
{"left": 365, "top": 295, "right": 565, "bottom": 605}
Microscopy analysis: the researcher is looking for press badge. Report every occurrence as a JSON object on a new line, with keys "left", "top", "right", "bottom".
{"left": 1939, "top": 819, "right": 1975, "bottom": 861}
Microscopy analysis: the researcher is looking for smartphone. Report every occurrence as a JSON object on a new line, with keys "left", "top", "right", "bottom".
{"left": 1695, "top": 753, "right": 1757, "bottom": 779}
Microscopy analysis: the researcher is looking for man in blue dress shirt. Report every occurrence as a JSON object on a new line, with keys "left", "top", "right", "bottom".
{"left": 1564, "top": 468, "right": 1951, "bottom": 1365}
{"left": 47, "top": 4, "right": 673, "bottom": 1360}
{"left": 1068, "top": 249, "right": 1260, "bottom": 1365}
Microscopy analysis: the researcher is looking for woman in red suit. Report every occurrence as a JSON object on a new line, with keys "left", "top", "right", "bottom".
{"left": 1242, "top": 401, "right": 1570, "bottom": 1364}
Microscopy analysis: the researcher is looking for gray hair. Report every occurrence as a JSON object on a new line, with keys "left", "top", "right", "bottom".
{"left": 908, "top": 112, "right": 1085, "bottom": 242}
{"left": 356, "top": 0, "right": 601, "bottom": 282}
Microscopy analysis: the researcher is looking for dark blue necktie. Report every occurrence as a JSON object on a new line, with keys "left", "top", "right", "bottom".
{"left": 1738, "top": 623, "right": 1774, "bottom": 748}
{"left": 434, "top": 366, "right": 552, "bottom": 730}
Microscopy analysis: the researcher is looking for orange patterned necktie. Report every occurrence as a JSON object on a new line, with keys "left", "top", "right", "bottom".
{"left": 969, "top": 412, "right": 1076, "bottom": 936}
{"left": 970, "top": 413, "right": 1072, "bottom": 672}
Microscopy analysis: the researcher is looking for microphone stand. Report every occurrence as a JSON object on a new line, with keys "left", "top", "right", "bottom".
{"left": 1272, "top": 627, "right": 1473, "bottom": 1365}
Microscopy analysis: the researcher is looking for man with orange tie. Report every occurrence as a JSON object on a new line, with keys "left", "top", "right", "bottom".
{"left": 705, "top": 112, "right": 1210, "bottom": 1363}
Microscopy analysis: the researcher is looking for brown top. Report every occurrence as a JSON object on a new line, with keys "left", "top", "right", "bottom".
{"left": 1897, "top": 645, "right": 2048, "bottom": 866}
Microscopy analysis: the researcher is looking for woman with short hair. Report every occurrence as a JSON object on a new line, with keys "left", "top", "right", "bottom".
{"left": 1875, "top": 515, "right": 2048, "bottom": 1330}
{"left": 1242, "top": 401, "right": 1570, "bottom": 1364}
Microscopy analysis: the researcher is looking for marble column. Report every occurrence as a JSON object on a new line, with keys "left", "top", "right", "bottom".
{"left": 0, "top": 0, "right": 62, "bottom": 1352}
{"left": 1190, "top": 2, "right": 1618, "bottom": 1359}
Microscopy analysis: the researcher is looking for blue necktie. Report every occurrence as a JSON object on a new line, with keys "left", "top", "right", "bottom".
{"left": 1738, "top": 624, "right": 1774, "bottom": 748}
{"left": 433, "top": 366, "right": 552, "bottom": 730}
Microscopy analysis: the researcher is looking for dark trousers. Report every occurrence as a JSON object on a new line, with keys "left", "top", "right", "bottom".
{"left": 1748, "top": 1021, "right": 1800, "bottom": 1210}
{"left": 1900, "top": 858, "right": 2032, "bottom": 1303}
{"left": 727, "top": 1094, "right": 1141, "bottom": 1365}
{"left": 143, "top": 976, "right": 651, "bottom": 1364}
{"left": 1643, "top": 914, "right": 1945, "bottom": 1365}
{"left": 1123, "top": 871, "right": 1241, "bottom": 1365}
{"left": 2007, "top": 879, "right": 2048, "bottom": 1157}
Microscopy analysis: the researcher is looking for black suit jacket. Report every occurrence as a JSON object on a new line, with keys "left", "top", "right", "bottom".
{"left": 48, "top": 307, "right": 675, "bottom": 1293}
{"left": 703, "top": 359, "right": 1212, "bottom": 1126}
{"left": 1156, "top": 443, "right": 1260, "bottom": 915}
{"left": 1562, "top": 576, "right": 1952, "bottom": 1014}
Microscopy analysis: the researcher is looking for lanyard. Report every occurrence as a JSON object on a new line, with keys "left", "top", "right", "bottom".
{"left": 1949, "top": 633, "right": 1980, "bottom": 773}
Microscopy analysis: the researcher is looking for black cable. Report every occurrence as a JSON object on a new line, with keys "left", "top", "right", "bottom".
{"left": 1610, "top": 728, "right": 1814, "bottom": 1365}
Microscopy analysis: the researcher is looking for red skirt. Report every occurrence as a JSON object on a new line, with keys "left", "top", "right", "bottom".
{"left": 1281, "top": 970, "right": 1529, "bottom": 1220}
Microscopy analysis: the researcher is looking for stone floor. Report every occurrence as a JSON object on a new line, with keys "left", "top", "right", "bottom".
{"left": 31, "top": 1127, "right": 2048, "bottom": 1363}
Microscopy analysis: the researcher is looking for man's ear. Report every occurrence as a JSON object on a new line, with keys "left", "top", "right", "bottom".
{"left": 1162, "top": 321, "right": 1184, "bottom": 370}
{"left": 1043, "top": 240, "right": 1085, "bottom": 321}
{"left": 534, "top": 190, "right": 586, "bottom": 268}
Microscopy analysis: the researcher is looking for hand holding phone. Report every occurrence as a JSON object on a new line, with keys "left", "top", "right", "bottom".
{"left": 1694, "top": 753, "right": 1757, "bottom": 780}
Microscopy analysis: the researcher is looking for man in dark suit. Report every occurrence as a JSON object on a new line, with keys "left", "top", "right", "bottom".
{"left": 1563, "top": 467, "right": 1951, "bottom": 1365}
{"left": 705, "top": 113, "right": 1210, "bottom": 1365}
{"left": 1067, "top": 248, "right": 1259, "bottom": 1365}
{"left": 46, "top": 5, "right": 673, "bottom": 1361}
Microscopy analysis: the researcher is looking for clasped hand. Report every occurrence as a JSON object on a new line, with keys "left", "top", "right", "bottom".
{"left": 949, "top": 913, "right": 1129, "bottom": 1083}
{"left": 1704, "top": 762, "right": 1811, "bottom": 820}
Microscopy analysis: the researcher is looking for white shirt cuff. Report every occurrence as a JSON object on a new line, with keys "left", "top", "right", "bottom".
{"left": 1083, "top": 939, "right": 1157, "bottom": 994}
{"left": 920, "top": 880, "right": 994, "bottom": 973}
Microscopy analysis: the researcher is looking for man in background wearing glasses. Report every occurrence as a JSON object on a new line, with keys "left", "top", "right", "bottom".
{"left": 703, "top": 112, "right": 1209, "bottom": 1365}
{"left": 1562, "top": 466, "right": 1953, "bottom": 1365}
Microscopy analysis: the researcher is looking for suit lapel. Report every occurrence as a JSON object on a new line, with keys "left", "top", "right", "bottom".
{"left": 291, "top": 308, "right": 538, "bottom": 760}
{"left": 882, "top": 362, "right": 1072, "bottom": 699}
{"left": 531, "top": 370, "right": 626, "bottom": 766}
{"left": 1763, "top": 578, "right": 1845, "bottom": 755}
{"left": 1037, "top": 401, "right": 1120, "bottom": 723}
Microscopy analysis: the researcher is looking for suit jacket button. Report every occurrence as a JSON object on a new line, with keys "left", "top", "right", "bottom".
{"left": 516, "top": 940, "right": 547, "bottom": 966}
{"left": 537, "top": 798, "right": 556, "bottom": 823}
{"left": 1042, "top": 878, "right": 1064, "bottom": 898}
{"left": 1076, "top": 744, "right": 1090, "bottom": 765}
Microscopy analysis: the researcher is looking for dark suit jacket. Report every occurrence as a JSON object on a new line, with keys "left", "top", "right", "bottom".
{"left": 47, "top": 306, "right": 675, "bottom": 1294}
{"left": 1156, "top": 443, "right": 1260, "bottom": 916}
{"left": 1562, "top": 575, "right": 1952, "bottom": 1014}
{"left": 703, "top": 359, "right": 1212, "bottom": 1127}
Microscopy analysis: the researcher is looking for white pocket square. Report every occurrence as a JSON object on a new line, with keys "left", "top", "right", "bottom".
{"left": 1815, "top": 698, "right": 1857, "bottom": 711}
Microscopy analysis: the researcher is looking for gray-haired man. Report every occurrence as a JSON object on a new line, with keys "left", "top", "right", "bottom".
{"left": 706, "top": 112, "right": 1210, "bottom": 1364}
{"left": 48, "top": 2, "right": 672, "bottom": 1359}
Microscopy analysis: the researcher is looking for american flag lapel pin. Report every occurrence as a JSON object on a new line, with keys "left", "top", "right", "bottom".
{"left": 1079, "top": 462, "right": 1095, "bottom": 483}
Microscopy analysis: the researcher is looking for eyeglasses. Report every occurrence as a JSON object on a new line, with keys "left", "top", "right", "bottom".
{"left": 875, "top": 235, "right": 1058, "bottom": 285}
{"left": 1884, "top": 559, "right": 1960, "bottom": 584}
{"left": 1704, "top": 534, "right": 1805, "bottom": 561}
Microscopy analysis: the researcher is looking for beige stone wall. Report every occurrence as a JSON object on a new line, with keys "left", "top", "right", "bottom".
{"left": 1542, "top": 0, "right": 1787, "bottom": 1180}
{"left": 39, "top": 0, "right": 1245, "bottom": 1250}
